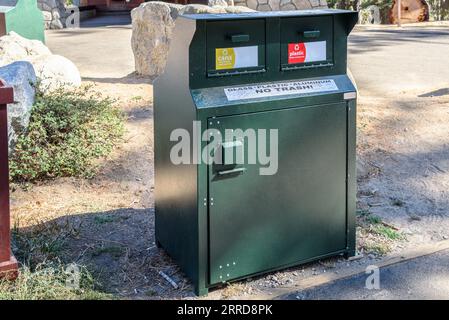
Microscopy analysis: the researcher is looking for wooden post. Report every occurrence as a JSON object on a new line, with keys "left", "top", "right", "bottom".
{"left": 397, "top": 0, "right": 402, "bottom": 26}
{"left": 0, "top": 79, "right": 17, "bottom": 280}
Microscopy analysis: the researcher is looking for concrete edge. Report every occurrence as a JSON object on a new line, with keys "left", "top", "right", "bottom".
{"left": 246, "top": 240, "right": 449, "bottom": 300}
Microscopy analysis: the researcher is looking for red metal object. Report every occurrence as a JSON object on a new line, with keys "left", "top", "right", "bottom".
{"left": 0, "top": 79, "right": 18, "bottom": 279}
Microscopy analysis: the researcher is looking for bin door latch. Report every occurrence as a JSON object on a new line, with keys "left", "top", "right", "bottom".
{"left": 215, "top": 140, "right": 246, "bottom": 176}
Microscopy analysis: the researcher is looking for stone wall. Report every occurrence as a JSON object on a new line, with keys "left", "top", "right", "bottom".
{"left": 233, "top": 0, "right": 327, "bottom": 11}
{"left": 38, "top": 0, "right": 68, "bottom": 29}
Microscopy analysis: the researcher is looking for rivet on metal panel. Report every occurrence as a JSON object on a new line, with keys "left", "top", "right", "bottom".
{"left": 233, "top": 262, "right": 236, "bottom": 265}
{"left": 226, "top": 274, "right": 230, "bottom": 277}
{"left": 219, "top": 265, "right": 222, "bottom": 269}
{"left": 226, "top": 263, "right": 229, "bottom": 267}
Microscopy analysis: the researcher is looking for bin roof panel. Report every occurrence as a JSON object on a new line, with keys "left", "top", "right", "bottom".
{"left": 182, "top": 9, "right": 356, "bottom": 20}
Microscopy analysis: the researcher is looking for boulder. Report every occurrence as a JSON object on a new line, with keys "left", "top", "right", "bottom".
{"left": 0, "top": 32, "right": 81, "bottom": 92}
{"left": 0, "top": 61, "right": 37, "bottom": 152}
{"left": 359, "top": 5, "right": 381, "bottom": 25}
{"left": 0, "top": 31, "right": 52, "bottom": 67}
{"left": 131, "top": 2, "right": 179, "bottom": 78}
{"left": 42, "top": 11, "right": 53, "bottom": 29}
{"left": 182, "top": 4, "right": 227, "bottom": 14}
{"left": 225, "top": 5, "right": 257, "bottom": 13}
{"left": 29, "top": 54, "right": 82, "bottom": 91}
{"left": 131, "top": 2, "right": 257, "bottom": 77}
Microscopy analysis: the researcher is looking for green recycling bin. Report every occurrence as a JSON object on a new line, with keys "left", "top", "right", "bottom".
{"left": 154, "top": 9, "right": 358, "bottom": 296}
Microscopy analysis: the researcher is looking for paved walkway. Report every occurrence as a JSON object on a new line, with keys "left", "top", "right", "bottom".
{"left": 80, "top": 13, "right": 131, "bottom": 28}
{"left": 349, "top": 25, "right": 449, "bottom": 95}
{"left": 45, "top": 14, "right": 134, "bottom": 79}
{"left": 284, "top": 249, "right": 449, "bottom": 300}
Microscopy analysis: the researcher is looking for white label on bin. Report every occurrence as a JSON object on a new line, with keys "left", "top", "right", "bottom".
{"left": 288, "top": 41, "right": 327, "bottom": 64}
{"left": 216, "top": 46, "right": 258, "bottom": 70}
{"left": 224, "top": 79, "right": 338, "bottom": 101}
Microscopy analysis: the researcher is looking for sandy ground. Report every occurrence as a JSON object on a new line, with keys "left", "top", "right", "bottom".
{"left": 350, "top": 26, "right": 449, "bottom": 248}
{"left": 9, "top": 22, "right": 449, "bottom": 299}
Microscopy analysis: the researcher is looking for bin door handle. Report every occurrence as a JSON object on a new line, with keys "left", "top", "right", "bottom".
{"left": 217, "top": 168, "right": 246, "bottom": 176}
{"left": 229, "top": 34, "right": 250, "bottom": 43}
{"left": 302, "top": 30, "right": 321, "bottom": 39}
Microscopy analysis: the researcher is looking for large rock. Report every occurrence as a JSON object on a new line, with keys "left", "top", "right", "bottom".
{"left": 0, "top": 32, "right": 81, "bottom": 92}
{"left": 131, "top": 2, "right": 256, "bottom": 77}
{"left": 0, "top": 31, "right": 52, "bottom": 67}
{"left": 29, "top": 54, "right": 82, "bottom": 91}
{"left": 225, "top": 5, "right": 257, "bottom": 12}
{"left": 0, "top": 62, "right": 37, "bottom": 151}
{"left": 131, "top": 2, "right": 179, "bottom": 78}
{"left": 182, "top": 4, "right": 227, "bottom": 14}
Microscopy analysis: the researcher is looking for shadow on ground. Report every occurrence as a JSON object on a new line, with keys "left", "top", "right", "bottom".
{"left": 12, "top": 207, "right": 196, "bottom": 299}
{"left": 83, "top": 73, "right": 154, "bottom": 85}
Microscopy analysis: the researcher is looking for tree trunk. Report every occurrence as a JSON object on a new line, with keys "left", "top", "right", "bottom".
{"left": 390, "top": 0, "right": 430, "bottom": 24}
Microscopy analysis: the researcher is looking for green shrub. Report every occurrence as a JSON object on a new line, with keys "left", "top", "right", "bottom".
{"left": 10, "top": 86, "right": 124, "bottom": 182}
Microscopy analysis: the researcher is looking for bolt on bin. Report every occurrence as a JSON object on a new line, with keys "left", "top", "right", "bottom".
{"left": 0, "top": 80, "right": 18, "bottom": 279}
{"left": 154, "top": 9, "right": 358, "bottom": 296}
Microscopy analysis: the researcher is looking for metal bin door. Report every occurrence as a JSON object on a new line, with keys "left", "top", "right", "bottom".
{"left": 208, "top": 103, "right": 348, "bottom": 285}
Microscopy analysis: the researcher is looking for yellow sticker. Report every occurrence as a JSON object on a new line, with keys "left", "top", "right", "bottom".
{"left": 216, "top": 48, "right": 236, "bottom": 70}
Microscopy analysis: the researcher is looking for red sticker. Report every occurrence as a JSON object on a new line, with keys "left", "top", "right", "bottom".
{"left": 288, "top": 43, "right": 306, "bottom": 64}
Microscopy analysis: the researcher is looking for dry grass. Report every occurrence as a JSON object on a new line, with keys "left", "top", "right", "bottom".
{"left": 220, "top": 283, "right": 253, "bottom": 299}
{"left": 357, "top": 210, "right": 406, "bottom": 256}
{"left": 0, "top": 262, "right": 112, "bottom": 300}
{"left": 0, "top": 213, "right": 111, "bottom": 300}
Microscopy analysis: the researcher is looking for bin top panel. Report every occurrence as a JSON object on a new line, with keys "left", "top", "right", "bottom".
{"left": 181, "top": 9, "right": 355, "bottom": 20}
